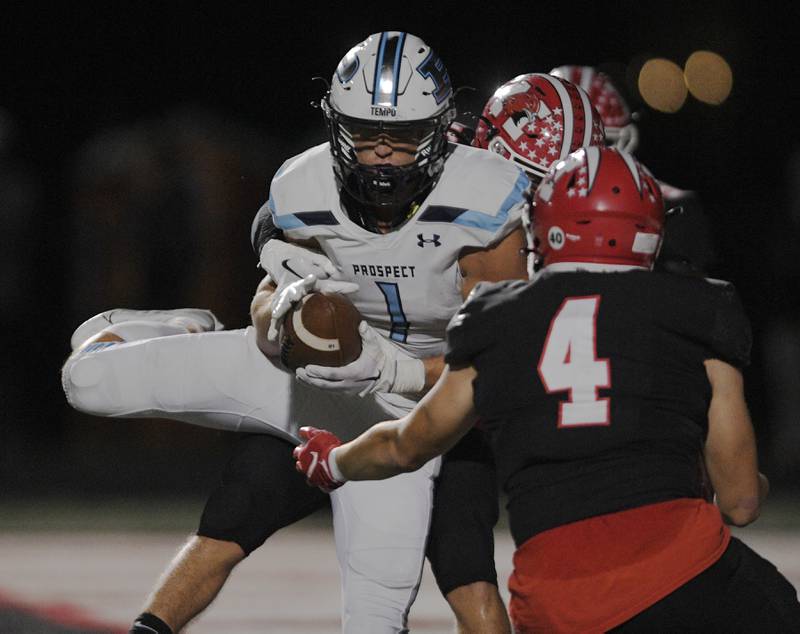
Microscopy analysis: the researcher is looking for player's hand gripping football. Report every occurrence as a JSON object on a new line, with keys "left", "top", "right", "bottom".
{"left": 267, "top": 274, "right": 359, "bottom": 341}
{"left": 296, "top": 321, "right": 425, "bottom": 396}
{"left": 293, "top": 426, "right": 346, "bottom": 492}
{"left": 260, "top": 239, "right": 338, "bottom": 287}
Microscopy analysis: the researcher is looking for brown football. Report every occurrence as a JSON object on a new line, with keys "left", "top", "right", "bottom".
{"left": 279, "top": 292, "right": 362, "bottom": 371}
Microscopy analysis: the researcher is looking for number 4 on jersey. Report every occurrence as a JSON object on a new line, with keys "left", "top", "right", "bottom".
{"left": 537, "top": 296, "right": 611, "bottom": 427}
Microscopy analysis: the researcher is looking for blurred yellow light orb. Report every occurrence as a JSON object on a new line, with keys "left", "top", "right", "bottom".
{"left": 684, "top": 50, "right": 733, "bottom": 105}
{"left": 638, "top": 58, "right": 687, "bottom": 113}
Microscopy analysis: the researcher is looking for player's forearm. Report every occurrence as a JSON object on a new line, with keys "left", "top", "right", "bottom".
{"left": 250, "top": 278, "right": 279, "bottom": 357}
{"left": 708, "top": 453, "right": 764, "bottom": 525}
{"left": 422, "top": 355, "right": 446, "bottom": 391}
{"left": 327, "top": 366, "right": 476, "bottom": 483}
{"left": 704, "top": 359, "right": 765, "bottom": 526}
{"left": 335, "top": 418, "right": 423, "bottom": 481}
{"left": 707, "top": 436, "right": 764, "bottom": 527}
{"left": 335, "top": 407, "right": 447, "bottom": 481}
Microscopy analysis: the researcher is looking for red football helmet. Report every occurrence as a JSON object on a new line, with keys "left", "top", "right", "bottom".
{"left": 550, "top": 65, "right": 639, "bottom": 153}
{"left": 530, "top": 146, "right": 664, "bottom": 270}
{"left": 473, "top": 73, "right": 605, "bottom": 182}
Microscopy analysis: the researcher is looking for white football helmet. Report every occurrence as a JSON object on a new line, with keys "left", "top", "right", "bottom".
{"left": 322, "top": 32, "right": 456, "bottom": 229}
{"left": 550, "top": 65, "right": 639, "bottom": 154}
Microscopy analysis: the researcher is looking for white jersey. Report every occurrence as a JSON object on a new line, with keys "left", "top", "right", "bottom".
{"left": 264, "top": 142, "right": 528, "bottom": 360}
{"left": 64, "top": 141, "right": 526, "bottom": 634}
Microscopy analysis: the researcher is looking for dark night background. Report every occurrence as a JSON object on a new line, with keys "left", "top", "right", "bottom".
{"left": 2, "top": 3, "right": 799, "bottom": 500}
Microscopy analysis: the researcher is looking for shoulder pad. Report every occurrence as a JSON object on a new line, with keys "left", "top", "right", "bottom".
{"left": 706, "top": 280, "right": 751, "bottom": 367}
{"left": 268, "top": 143, "right": 332, "bottom": 216}
{"left": 418, "top": 146, "right": 529, "bottom": 248}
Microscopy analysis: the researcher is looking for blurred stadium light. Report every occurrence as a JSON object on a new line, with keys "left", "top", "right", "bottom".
{"left": 635, "top": 51, "right": 733, "bottom": 113}
{"left": 684, "top": 50, "right": 733, "bottom": 105}
{"left": 637, "top": 58, "right": 687, "bottom": 113}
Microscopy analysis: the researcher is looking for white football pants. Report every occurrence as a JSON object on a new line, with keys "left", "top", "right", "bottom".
{"left": 62, "top": 327, "right": 439, "bottom": 634}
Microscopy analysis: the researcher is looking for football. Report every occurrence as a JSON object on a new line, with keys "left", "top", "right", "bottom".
{"left": 279, "top": 292, "right": 362, "bottom": 371}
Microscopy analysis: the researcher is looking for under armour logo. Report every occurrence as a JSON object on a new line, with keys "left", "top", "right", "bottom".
{"left": 417, "top": 234, "right": 441, "bottom": 247}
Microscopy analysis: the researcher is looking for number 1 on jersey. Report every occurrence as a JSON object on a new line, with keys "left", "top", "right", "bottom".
{"left": 376, "top": 282, "right": 410, "bottom": 343}
{"left": 537, "top": 296, "right": 611, "bottom": 427}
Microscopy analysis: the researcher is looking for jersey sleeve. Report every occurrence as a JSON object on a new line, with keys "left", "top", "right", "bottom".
{"left": 416, "top": 146, "right": 529, "bottom": 250}
{"left": 707, "top": 280, "right": 751, "bottom": 367}
{"left": 264, "top": 144, "right": 345, "bottom": 242}
{"left": 656, "top": 187, "right": 716, "bottom": 276}
{"left": 445, "top": 280, "right": 526, "bottom": 367}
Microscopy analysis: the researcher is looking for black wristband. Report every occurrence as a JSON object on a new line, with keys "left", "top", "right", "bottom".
{"left": 130, "top": 612, "right": 173, "bottom": 634}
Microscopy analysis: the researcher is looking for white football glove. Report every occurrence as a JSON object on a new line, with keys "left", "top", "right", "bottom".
{"left": 259, "top": 239, "right": 338, "bottom": 287}
{"left": 295, "top": 321, "right": 425, "bottom": 397}
{"left": 267, "top": 274, "right": 359, "bottom": 342}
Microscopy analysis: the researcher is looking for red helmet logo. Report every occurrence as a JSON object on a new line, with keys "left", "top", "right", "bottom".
{"left": 474, "top": 73, "right": 605, "bottom": 181}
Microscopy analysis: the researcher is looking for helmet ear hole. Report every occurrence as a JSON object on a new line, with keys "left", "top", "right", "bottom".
{"left": 609, "top": 239, "right": 617, "bottom": 247}
{"left": 612, "top": 186, "right": 621, "bottom": 194}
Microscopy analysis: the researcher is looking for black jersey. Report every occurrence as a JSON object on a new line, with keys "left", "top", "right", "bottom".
{"left": 656, "top": 183, "right": 717, "bottom": 276}
{"left": 445, "top": 269, "right": 751, "bottom": 546}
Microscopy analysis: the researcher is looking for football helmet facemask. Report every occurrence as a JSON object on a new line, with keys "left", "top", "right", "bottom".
{"left": 530, "top": 146, "right": 664, "bottom": 274}
{"left": 473, "top": 73, "right": 605, "bottom": 184}
{"left": 322, "top": 32, "right": 456, "bottom": 230}
{"left": 550, "top": 65, "right": 639, "bottom": 154}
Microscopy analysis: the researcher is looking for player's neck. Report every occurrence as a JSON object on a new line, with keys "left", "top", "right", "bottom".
{"left": 339, "top": 185, "right": 427, "bottom": 233}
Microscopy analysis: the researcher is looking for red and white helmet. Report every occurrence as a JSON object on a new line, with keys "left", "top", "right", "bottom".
{"left": 530, "top": 146, "right": 664, "bottom": 271}
{"left": 473, "top": 73, "right": 605, "bottom": 182}
{"left": 550, "top": 65, "right": 639, "bottom": 153}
